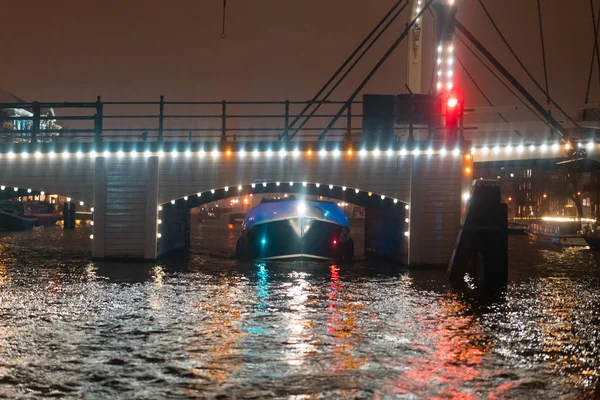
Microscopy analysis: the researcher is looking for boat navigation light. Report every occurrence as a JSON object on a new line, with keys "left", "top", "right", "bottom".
{"left": 297, "top": 202, "right": 307, "bottom": 215}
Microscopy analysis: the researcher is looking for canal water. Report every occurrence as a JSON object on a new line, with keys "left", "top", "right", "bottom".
{"left": 0, "top": 223, "right": 599, "bottom": 399}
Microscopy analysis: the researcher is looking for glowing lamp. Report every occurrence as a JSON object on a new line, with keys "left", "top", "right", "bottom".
{"left": 297, "top": 202, "right": 307, "bottom": 215}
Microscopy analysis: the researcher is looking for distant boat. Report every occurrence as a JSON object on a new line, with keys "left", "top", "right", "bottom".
{"left": 23, "top": 202, "right": 60, "bottom": 226}
{"left": 582, "top": 221, "right": 600, "bottom": 250}
{"left": 235, "top": 197, "right": 354, "bottom": 262}
{"left": 228, "top": 212, "right": 246, "bottom": 225}
{"left": 0, "top": 202, "right": 38, "bottom": 231}
{"left": 508, "top": 222, "right": 527, "bottom": 235}
{"left": 527, "top": 218, "right": 588, "bottom": 246}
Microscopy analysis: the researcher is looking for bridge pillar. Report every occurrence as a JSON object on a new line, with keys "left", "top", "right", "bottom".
{"left": 92, "top": 156, "right": 159, "bottom": 260}
{"left": 408, "top": 153, "right": 468, "bottom": 266}
{"left": 157, "top": 202, "right": 191, "bottom": 257}
{"left": 364, "top": 205, "right": 408, "bottom": 263}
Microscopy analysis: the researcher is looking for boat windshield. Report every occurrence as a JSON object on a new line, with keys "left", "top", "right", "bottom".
{"left": 243, "top": 200, "right": 349, "bottom": 229}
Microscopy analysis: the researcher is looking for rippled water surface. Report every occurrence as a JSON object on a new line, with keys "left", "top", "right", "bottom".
{"left": 0, "top": 223, "right": 599, "bottom": 399}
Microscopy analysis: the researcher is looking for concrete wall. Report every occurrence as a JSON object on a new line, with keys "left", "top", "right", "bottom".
{"left": 92, "top": 157, "right": 158, "bottom": 260}
{"left": 0, "top": 154, "right": 95, "bottom": 204}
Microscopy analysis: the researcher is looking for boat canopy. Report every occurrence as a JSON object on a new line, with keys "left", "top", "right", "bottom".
{"left": 243, "top": 200, "right": 350, "bottom": 229}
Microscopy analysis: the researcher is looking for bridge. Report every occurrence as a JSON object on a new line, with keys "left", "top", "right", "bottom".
{"left": 1, "top": 0, "right": 599, "bottom": 267}
{"left": 0, "top": 137, "right": 471, "bottom": 265}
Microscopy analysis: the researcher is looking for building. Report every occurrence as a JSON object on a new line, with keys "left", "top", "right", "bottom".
{"left": 476, "top": 162, "right": 600, "bottom": 220}
{"left": 0, "top": 89, "right": 62, "bottom": 142}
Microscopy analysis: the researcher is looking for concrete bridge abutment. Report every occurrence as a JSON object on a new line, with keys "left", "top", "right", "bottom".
{"left": 92, "top": 156, "right": 159, "bottom": 260}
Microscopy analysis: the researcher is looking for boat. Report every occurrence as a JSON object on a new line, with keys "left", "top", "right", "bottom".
{"left": 0, "top": 201, "right": 39, "bottom": 231}
{"left": 582, "top": 220, "right": 600, "bottom": 250}
{"left": 508, "top": 222, "right": 527, "bottom": 235}
{"left": 235, "top": 197, "right": 354, "bottom": 262}
{"left": 228, "top": 212, "right": 246, "bottom": 225}
{"left": 527, "top": 218, "right": 588, "bottom": 246}
{"left": 23, "top": 202, "right": 60, "bottom": 226}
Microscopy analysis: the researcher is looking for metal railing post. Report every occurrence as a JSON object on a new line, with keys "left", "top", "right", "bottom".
{"left": 221, "top": 100, "right": 227, "bottom": 142}
{"left": 158, "top": 95, "right": 164, "bottom": 143}
{"left": 31, "top": 101, "right": 40, "bottom": 144}
{"left": 94, "top": 96, "right": 103, "bottom": 146}
{"left": 408, "top": 94, "right": 415, "bottom": 143}
{"left": 346, "top": 102, "right": 352, "bottom": 141}
{"left": 283, "top": 100, "right": 290, "bottom": 141}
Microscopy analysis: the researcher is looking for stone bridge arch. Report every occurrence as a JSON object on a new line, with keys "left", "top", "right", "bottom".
{"left": 0, "top": 153, "right": 95, "bottom": 205}
{"left": 156, "top": 152, "right": 412, "bottom": 206}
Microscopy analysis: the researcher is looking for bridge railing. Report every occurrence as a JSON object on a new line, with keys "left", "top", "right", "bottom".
{"left": 0, "top": 97, "right": 439, "bottom": 144}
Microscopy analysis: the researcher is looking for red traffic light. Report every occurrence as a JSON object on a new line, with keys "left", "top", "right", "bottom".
{"left": 447, "top": 97, "right": 458, "bottom": 108}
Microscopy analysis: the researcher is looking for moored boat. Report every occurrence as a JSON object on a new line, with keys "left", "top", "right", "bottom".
{"left": 235, "top": 197, "right": 354, "bottom": 262}
{"left": 23, "top": 202, "right": 60, "bottom": 226}
{"left": 582, "top": 220, "right": 600, "bottom": 250}
{"left": 0, "top": 202, "right": 38, "bottom": 231}
{"left": 508, "top": 222, "right": 527, "bottom": 235}
{"left": 527, "top": 217, "right": 588, "bottom": 247}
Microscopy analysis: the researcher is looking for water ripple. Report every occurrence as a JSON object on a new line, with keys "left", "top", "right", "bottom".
{"left": 0, "top": 226, "right": 598, "bottom": 398}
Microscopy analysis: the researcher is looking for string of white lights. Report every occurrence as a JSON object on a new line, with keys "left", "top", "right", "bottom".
{"left": 0, "top": 142, "right": 595, "bottom": 160}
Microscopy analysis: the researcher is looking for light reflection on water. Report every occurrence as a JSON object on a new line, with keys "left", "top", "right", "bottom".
{"left": 0, "top": 225, "right": 598, "bottom": 398}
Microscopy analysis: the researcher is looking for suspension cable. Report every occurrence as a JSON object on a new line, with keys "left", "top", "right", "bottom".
{"left": 318, "top": 0, "right": 435, "bottom": 140}
{"left": 455, "top": 52, "right": 523, "bottom": 137}
{"left": 287, "top": 1, "right": 409, "bottom": 140}
{"left": 584, "top": 1, "right": 600, "bottom": 123}
{"left": 278, "top": 0, "right": 406, "bottom": 140}
{"left": 455, "top": 33, "right": 549, "bottom": 128}
{"left": 536, "top": 0, "right": 550, "bottom": 107}
{"left": 221, "top": 0, "right": 227, "bottom": 39}
{"left": 586, "top": 0, "right": 600, "bottom": 104}
{"left": 427, "top": 7, "right": 437, "bottom": 94}
{"left": 478, "top": 0, "right": 581, "bottom": 129}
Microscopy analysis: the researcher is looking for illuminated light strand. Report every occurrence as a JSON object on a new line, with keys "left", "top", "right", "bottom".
{"left": 469, "top": 142, "right": 598, "bottom": 156}
{"left": 10, "top": 146, "right": 593, "bottom": 159}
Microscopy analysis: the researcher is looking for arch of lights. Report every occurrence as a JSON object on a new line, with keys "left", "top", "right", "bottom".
{"left": 155, "top": 182, "right": 413, "bottom": 242}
